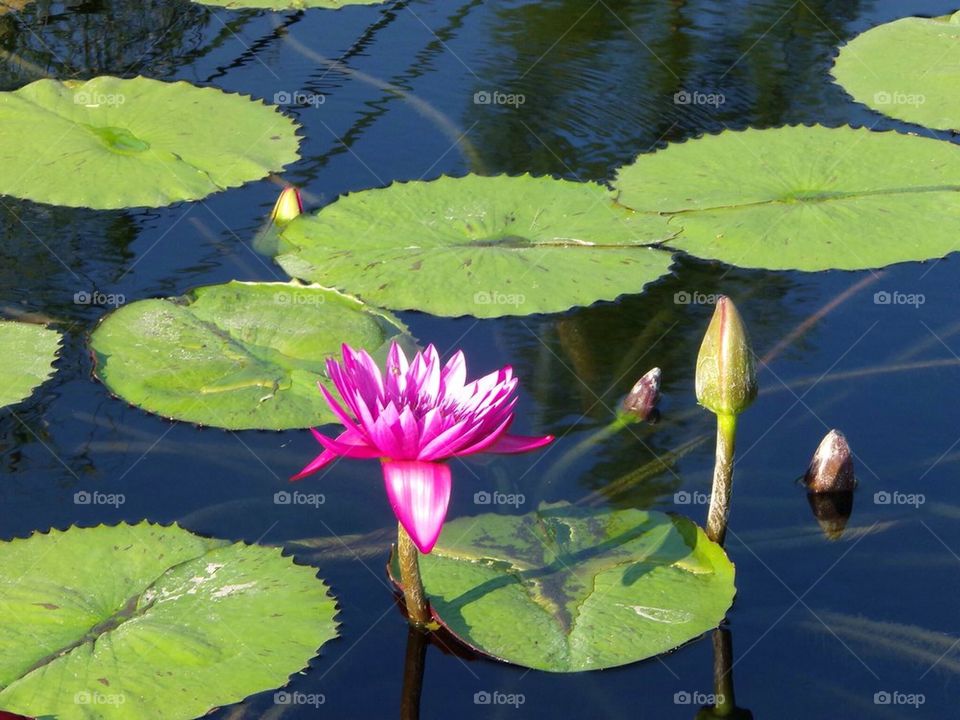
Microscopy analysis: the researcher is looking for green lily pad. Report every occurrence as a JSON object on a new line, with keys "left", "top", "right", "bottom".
{"left": 0, "top": 76, "right": 300, "bottom": 209}
{"left": 392, "top": 503, "right": 736, "bottom": 672}
{"left": 276, "top": 174, "right": 677, "bottom": 318}
{"left": 192, "top": 0, "right": 386, "bottom": 8}
{"left": 614, "top": 125, "right": 960, "bottom": 270}
{"left": 89, "top": 280, "right": 411, "bottom": 430}
{"left": 0, "top": 522, "right": 338, "bottom": 720}
{"left": 832, "top": 11, "right": 960, "bottom": 132}
{"left": 0, "top": 321, "right": 61, "bottom": 409}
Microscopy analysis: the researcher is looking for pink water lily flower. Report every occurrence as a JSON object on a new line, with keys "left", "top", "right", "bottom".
{"left": 293, "top": 342, "right": 554, "bottom": 553}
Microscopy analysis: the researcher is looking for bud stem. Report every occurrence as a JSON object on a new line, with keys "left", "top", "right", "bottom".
{"left": 706, "top": 413, "right": 738, "bottom": 546}
{"left": 397, "top": 523, "right": 431, "bottom": 625}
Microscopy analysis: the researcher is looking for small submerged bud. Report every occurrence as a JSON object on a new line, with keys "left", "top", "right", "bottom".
{"left": 696, "top": 296, "right": 758, "bottom": 417}
{"left": 621, "top": 367, "right": 661, "bottom": 422}
{"left": 804, "top": 429, "right": 856, "bottom": 493}
{"left": 270, "top": 186, "right": 302, "bottom": 226}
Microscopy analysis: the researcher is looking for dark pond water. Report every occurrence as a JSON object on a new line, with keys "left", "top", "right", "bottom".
{"left": 2, "top": 0, "right": 959, "bottom": 717}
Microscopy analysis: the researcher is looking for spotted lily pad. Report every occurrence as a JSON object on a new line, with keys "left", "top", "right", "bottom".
{"left": 0, "top": 76, "right": 300, "bottom": 209}
{"left": 0, "top": 321, "right": 60, "bottom": 409}
{"left": 832, "top": 11, "right": 960, "bottom": 131}
{"left": 614, "top": 125, "right": 960, "bottom": 270}
{"left": 276, "top": 174, "right": 676, "bottom": 318}
{"left": 391, "top": 503, "right": 736, "bottom": 672}
{"left": 0, "top": 522, "right": 338, "bottom": 720}
{"left": 193, "top": 0, "right": 386, "bottom": 8}
{"left": 89, "top": 281, "right": 411, "bottom": 430}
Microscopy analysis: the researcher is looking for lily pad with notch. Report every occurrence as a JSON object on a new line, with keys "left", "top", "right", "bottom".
{"left": 0, "top": 76, "right": 300, "bottom": 209}
{"left": 276, "top": 174, "right": 677, "bottom": 318}
{"left": 0, "top": 522, "right": 338, "bottom": 720}
{"left": 89, "top": 280, "right": 412, "bottom": 430}
{"left": 832, "top": 11, "right": 960, "bottom": 132}
{"left": 614, "top": 125, "right": 960, "bottom": 270}
{"left": 390, "top": 503, "right": 736, "bottom": 672}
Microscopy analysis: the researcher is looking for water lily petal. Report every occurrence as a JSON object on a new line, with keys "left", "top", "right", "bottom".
{"left": 487, "top": 433, "right": 555, "bottom": 454}
{"left": 382, "top": 460, "right": 451, "bottom": 554}
{"left": 291, "top": 447, "right": 337, "bottom": 481}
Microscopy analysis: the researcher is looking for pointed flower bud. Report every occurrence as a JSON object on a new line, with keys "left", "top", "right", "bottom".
{"left": 804, "top": 429, "right": 856, "bottom": 493}
{"left": 270, "top": 186, "right": 302, "bottom": 226}
{"left": 621, "top": 367, "right": 661, "bottom": 422}
{"left": 695, "top": 296, "right": 757, "bottom": 417}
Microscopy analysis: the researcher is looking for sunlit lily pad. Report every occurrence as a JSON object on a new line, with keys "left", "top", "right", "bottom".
{"left": 0, "top": 0, "right": 33, "bottom": 14}
{"left": 391, "top": 503, "right": 736, "bottom": 672}
{"left": 614, "top": 125, "right": 960, "bottom": 270}
{"left": 0, "top": 76, "right": 300, "bottom": 209}
{"left": 90, "top": 281, "right": 411, "bottom": 430}
{"left": 0, "top": 522, "right": 338, "bottom": 720}
{"left": 832, "top": 11, "right": 960, "bottom": 131}
{"left": 0, "top": 321, "right": 60, "bottom": 409}
{"left": 276, "top": 174, "right": 676, "bottom": 318}
{"left": 193, "top": 0, "right": 386, "bottom": 8}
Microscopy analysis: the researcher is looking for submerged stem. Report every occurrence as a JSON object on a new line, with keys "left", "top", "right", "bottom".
{"left": 706, "top": 413, "right": 738, "bottom": 546}
{"left": 397, "top": 523, "right": 431, "bottom": 625}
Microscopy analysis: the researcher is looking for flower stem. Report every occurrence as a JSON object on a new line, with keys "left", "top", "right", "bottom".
{"left": 400, "top": 626, "right": 429, "bottom": 720}
{"left": 706, "top": 413, "right": 738, "bottom": 546}
{"left": 397, "top": 523, "right": 431, "bottom": 625}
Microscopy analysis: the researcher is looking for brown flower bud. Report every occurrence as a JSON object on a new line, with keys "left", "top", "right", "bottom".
{"left": 804, "top": 429, "right": 856, "bottom": 493}
{"left": 621, "top": 367, "right": 661, "bottom": 422}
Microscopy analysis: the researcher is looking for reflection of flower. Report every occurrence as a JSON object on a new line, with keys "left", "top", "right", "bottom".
{"left": 293, "top": 342, "right": 553, "bottom": 553}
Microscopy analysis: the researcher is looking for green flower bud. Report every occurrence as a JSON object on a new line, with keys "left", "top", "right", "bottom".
{"left": 270, "top": 186, "right": 302, "bottom": 226}
{"left": 695, "top": 296, "right": 757, "bottom": 417}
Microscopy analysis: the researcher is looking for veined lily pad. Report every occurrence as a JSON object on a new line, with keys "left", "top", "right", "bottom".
{"left": 832, "top": 11, "right": 960, "bottom": 131}
{"left": 0, "top": 321, "right": 60, "bottom": 409}
{"left": 0, "top": 522, "right": 338, "bottom": 720}
{"left": 614, "top": 125, "right": 960, "bottom": 270}
{"left": 276, "top": 174, "right": 676, "bottom": 318}
{"left": 391, "top": 503, "right": 736, "bottom": 672}
{"left": 89, "top": 280, "right": 411, "bottom": 430}
{"left": 0, "top": 76, "right": 300, "bottom": 209}
{"left": 193, "top": 0, "right": 386, "bottom": 8}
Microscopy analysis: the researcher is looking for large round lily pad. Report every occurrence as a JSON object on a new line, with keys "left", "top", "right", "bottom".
{"left": 0, "top": 76, "right": 300, "bottom": 209}
{"left": 0, "top": 321, "right": 60, "bottom": 409}
{"left": 832, "top": 11, "right": 960, "bottom": 131}
{"left": 614, "top": 125, "right": 960, "bottom": 270}
{"left": 90, "top": 281, "right": 411, "bottom": 430}
{"left": 0, "top": 522, "right": 338, "bottom": 720}
{"left": 392, "top": 503, "right": 736, "bottom": 672}
{"left": 276, "top": 174, "right": 676, "bottom": 318}
{"left": 193, "top": 0, "right": 386, "bottom": 8}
